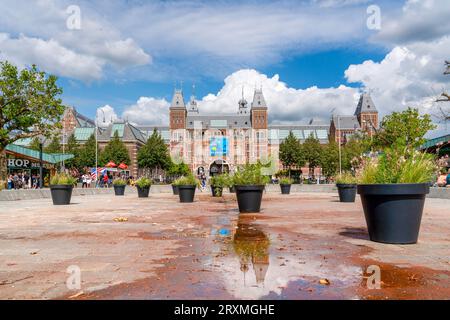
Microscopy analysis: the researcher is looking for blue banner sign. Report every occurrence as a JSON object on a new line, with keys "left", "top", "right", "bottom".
{"left": 210, "top": 137, "right": 228, "bottom": 156}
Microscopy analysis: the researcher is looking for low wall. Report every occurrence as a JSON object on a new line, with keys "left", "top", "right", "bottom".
{"left": 1, "top": 184, "right": 449, "bottom": 201}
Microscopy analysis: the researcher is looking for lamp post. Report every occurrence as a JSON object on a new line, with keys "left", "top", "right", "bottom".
{"left": 95, "top": 109, "right": 106, "bottom": 187}
{"left": 337, "top": 115, "right": 342, "bottom": 175}
{"left": 39, "top": 137, "right": 44, "bottom": 189}
{"left": 62, "top": 120, "right": 66, "bottom": 172}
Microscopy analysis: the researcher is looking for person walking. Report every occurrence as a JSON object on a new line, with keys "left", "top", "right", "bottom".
{"left": 81, "top": 174, "right": 87, "bottom": 188}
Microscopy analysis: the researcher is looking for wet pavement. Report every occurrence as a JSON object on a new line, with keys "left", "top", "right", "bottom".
{"left": 0, "top": 192, "right": 449, "bottom": 299}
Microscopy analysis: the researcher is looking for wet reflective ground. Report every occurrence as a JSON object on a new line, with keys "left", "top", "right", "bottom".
{"left": 0, "top": 192, "right": 449, "bottom": 299}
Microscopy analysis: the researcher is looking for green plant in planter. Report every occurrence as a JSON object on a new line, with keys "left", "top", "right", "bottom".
{"left": 335, "top": 172, "right": 358, "bottom": 184}
{"left": 209, "top": 174, "right": 228, "bottom": 187}
{"left": 113, "top": 178, "right": 127, "bottom": 186}
{"left": 232, "top": 164, "right": 270, "bottom": 186}
{"left": 359, "top": 148, "right": 436, "bottom": 184}
{"left": 50, "top": 173, "right": 77, "bottom": 186}
{"left": 135, "top": 177, "right": 152, "bottom": 188}
{"left": 173, "top": 174, "right": 200, "bottom": 187}
{"left": 279, "top": 177, "right": 293, "bottom": 185}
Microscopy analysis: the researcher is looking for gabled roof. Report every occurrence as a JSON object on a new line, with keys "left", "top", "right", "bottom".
{"left": 97, "top": 121, "right": 146, "bottom": 144}
{"left": 332, "top": 115, "right": 361, "bottom": 130}
{"left": 251, "top": 89, "right": 267, "bottom": 109}
{"left": 355, "top": 93, "right": 377, "bottom": 115}
{"left": 170, "top": 89, "right": 186, "bottom": 109}
{"left": 65, "top": 106, "right": 95, "bottom": 127}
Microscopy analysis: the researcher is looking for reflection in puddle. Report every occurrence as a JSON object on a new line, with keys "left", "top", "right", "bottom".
{"left": 232, "top": 216, "right": 270, "bottom": 287}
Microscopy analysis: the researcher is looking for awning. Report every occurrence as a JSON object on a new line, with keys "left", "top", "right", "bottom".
{"left": 6, "top": 144, "right": 74, "bottom": 164}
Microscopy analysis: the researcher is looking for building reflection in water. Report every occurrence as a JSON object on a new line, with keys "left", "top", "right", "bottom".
{"left": 232, "top": 215, "right": 270, "bottom": 287}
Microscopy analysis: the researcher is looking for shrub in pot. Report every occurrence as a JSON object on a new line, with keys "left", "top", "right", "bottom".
{"left": 171, "top": 178, "right": 181, "bottom": 195}
{"left": 176, "top": 175, "right": 199, "bottom": 203}
{"left": 357, "top": 148, "right": 436, "bottom": 244}
{"left": 335, "top": 172, "right": 357, "bottom": 202}
{"left": 209, "top": 174, "right": 228, "bottom": 197}
{"left": 279, "top": 177, "right": 293, "bottom": 195}
{"left": 233, "top": 164, "right": 270, "bottom": 213}
{"left": 50, "top": 173, "right": 77, "bottom": 205}
{"left": 135, "top": 177, "right": 152, "bottom": 198}
{"left": 113, "top": 178, "right": 127, "bottom": 196}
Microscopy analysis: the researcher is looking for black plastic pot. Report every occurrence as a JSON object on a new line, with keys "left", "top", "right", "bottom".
{"left": 235, "top": 185, "right": 265, "bottom": 213}
{"left": 113, "top": 185, "right": 126, "bottom": 196}
{"left": 229, "top": 186, "right": 236, "bottom": 193}
{"left": 137, "top": 186, "right": 150, "bottom": 198}
{"left": 172, "top": 185, "right": 179, "bottom": 195}
{"left": 178, "top": 185, "right": 196, "bottom": 203}
{"left": 357, "top": 183, "right": 429, "bottom": 244}
{"left": 280, "top": 184, "right": 291, "bottom": 195}
{"left": 337, "top": 184, "right": 357, "bottom": 202}
{"left": 50, "top": 185, "right": 73, "bottom": 205}
{"left": 211, "top": 185, "right": 223, "bottom": 197}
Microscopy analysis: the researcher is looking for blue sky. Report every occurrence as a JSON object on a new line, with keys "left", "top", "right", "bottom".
{"left": 0, "top": 0, "right": 448, "bottom": 136}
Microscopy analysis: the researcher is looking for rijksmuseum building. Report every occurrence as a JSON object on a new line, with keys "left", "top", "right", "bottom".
{"left": 60, "top": 89, "right": 378, "bottom": 177}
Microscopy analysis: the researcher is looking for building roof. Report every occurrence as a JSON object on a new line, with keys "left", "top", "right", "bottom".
{"left": 6, "top": 144, "right": 74, "bottom": 164}
{"left": 65, "top": 106, "right": 95, "bottom": 127}
{"left": 251, "top": 89, "right": 267, "bottom": 109}
{"left": 73, "top": 127, "right": 96, "bottom": 141}
{"left": 186, "top": 114, "right": 252, "bottom": 129}
{"left": 420, "top": 134, "right": 450, "bottom": 150}
{"left": 332, "top": 115, "right": 361, "bottom": 130}
{"left": 268, "top": 124, "right": 330, "bottom": 143}
{"left": 97, "top": 121, "right": 146, "bottom": 143}
{"left": 354, "top": 93, "right": 377, "bottom": 115}
{"left": 170, "top": 89, "right": 186, "bottom": 109}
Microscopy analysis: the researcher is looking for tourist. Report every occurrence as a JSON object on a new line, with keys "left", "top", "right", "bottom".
{"left": 7, "top": 175, "right": 13, "bottom": 190}
{"left": 437, "top": 170, "right": 447, "bottom": 187}
{"left": 86, "top": 174, "right": 92, "bottom": 188}
{"left": 103, "top": 173, "right": 109, "bottom": 188}
{"left": 446, "top": 169, "right": 450, "bottom": 187}
{"left": 81, "top": 174, "right": 88, "bottom": 188}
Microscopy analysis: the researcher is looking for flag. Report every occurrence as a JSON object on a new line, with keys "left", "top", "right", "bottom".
{"left": 90, "top": 167, "right": 106, "bottom": 180}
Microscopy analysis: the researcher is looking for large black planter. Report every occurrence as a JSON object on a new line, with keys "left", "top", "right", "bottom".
{"left": 172, "top": 185, "right": 179, "bottom": 195}
{"left": 235, "top": 185, "right": 265, "bottom": 213}
{"left": 337, "top": 184, "right": 357, "bottom": 202}
{"left": 137, "top": 186, "right": 150, "bottom": 198}
{"left": 211, "top": 185, "right": 223, "bottom": 197}
{"left": 280, "top": 184, "right": 291, "bottom": 195}
{"left": 229, "top": 186, "right": 236, "bottom": 193}
{"left": 113, "top": 185, "right": 126, "bottom": 196}
{"left": 178, "top": 185, "right": 196, "bottom": 203}
{"left": 357, "top": 183, "right": 429, "bottom": 244}
{"left": 50, "top": 185, "right": 73, "bottom": 205}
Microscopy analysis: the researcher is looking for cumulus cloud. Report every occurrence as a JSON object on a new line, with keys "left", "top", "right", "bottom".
{"left": 122, "top": 97, "right": 170, "bottom": 125}
{"left": 0, "top": 0, "right": 151, "bottom": 81}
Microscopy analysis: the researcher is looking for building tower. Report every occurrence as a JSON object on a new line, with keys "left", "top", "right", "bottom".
{"left": 188, "top": 85, "right": 199, "bottom": 114}
{"left": 354, "top": 93, "right": 378, "bottom": 136}
{"left": 238, "top": 87, "right": 248, "bottom": 115}
{"left": 169, "top": 89, "right": 187, "bottom": 129}
{"left": 250, "top": 88, "right": 268, "bottom": 129}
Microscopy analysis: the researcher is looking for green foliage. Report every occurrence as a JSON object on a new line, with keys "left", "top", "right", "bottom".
{"left": 279, "top": 177, "right": 293, "bottom": 184}
{"left": 99, "top": 131, "right": 130, "bottom": 166}
{"left": 279, "top": 131, "right": 305, "bottom": 175}
{"left": 29, "top": 137, "right": 42, "bottom": 151}
{"left": 77, "top": 134, "right": 96, "bottom": 168}
{"left": 342, "top": 133, "right": 372, "bottom": 171}
{"left": 50, "top": 173, "right": 77, "bottom": 186}
{"left": 64, "top": 133, "right": 80, "bottom": 169}
{"left": 335, "top": 172, "right": 357, "bottom": 184}
{"left": 209, "top": 174, "right": 229, "bottom": 187}
{"left": 44, "top": 135, "right": 61, "bottom": 154}
{"left": 135, "top": 177, "right": 152, "bottom": 188}
{"left": 359, "top": 148, "right": 436, "bottom": 184}
{"left": 167, "top": 161, "right": 190, "bottom": 177}
{"left": 113, "top": 178, "right": 127, "bottom": 186}
{"left": 172, "top": 174, "right": 199, "bottom": 186}
{"left": 373, "top": 107, "right": 436, "bottom": 150}
{"left": 232, "top": 163, "right": 270, "bottom": 186}
{"left": 0, "top": 61, "right": 65, "bottom": 150}
{"left": 137, "top": 130, "right": 171, "bottom": 170}
{"left": 320, "top": 141, "right": 339, "bottom": 178}
{"left": 302, "top": 134, "right": 322, "bottom": 173}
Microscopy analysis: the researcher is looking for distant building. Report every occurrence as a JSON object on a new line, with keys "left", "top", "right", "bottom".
{"left": 329, "top": 93, "right": 379, "bottom": 144}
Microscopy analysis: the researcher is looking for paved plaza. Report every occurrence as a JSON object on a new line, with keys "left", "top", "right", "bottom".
{"left": 0, "top": 191, "right": 449, "bottom": 300}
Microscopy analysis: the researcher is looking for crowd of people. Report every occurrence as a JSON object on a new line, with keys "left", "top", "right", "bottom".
{"left": 436, "top": 169, "right": 450, "bottom": 187}
{"left": 6, "top": 172, "right": 41, "bottom": 189}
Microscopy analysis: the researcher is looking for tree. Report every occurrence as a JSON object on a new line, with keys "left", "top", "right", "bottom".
{"left": 320, "top": 141, "right": 339, "bottom": 179}
{"left": 137, "top": 130, "right": 171, "bottom": 172}
{"left": 167, "top": 161, "right": 190, "bottom": 177}
{"left": 279, "top": 131, "right": 304, "bottom": 177}
{"left": 373, "top": 107, "right": 436, "bottom": 151}
{"left": 77, "top": 134, "right": 96, "bottom": 168}
{"left": 44, "top": 135, "right": 61, "bottom": 154}
{"left": 0, "top": 61, "right": 65, "bottom": 181}
{"left": 435, "top": 60, "right": 450, "bottom": 121}
{"left": 342, "top": 133, "right": 372, "bottom": 171}
{"left": 302, "top": 134, "right": 322, "bottom": 178}
{"left": 64, "top": 133, "right": 80, "bottom": 169}
{"left": 28, "top": 137, "right": 42, "bottom": 151}
{"left": 99, "top": 131, "right": 130, "bottom": 166}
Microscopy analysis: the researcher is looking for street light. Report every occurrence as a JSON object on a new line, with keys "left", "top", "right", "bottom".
{"left": 38, "top": 136, "right": 45, "bottom": 189}
{"left": 95, "top": 109, "right": 106, "bottom": 188}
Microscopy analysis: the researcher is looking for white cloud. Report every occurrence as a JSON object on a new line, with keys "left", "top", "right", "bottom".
{"left": 96, "top": 105, "right": 118, "bottom": 127}
{"left": 0, "top": 33, "right": 104, "bottom": 80}
{"left": 122, "top": 97, "right": 170, "bottom": 125}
